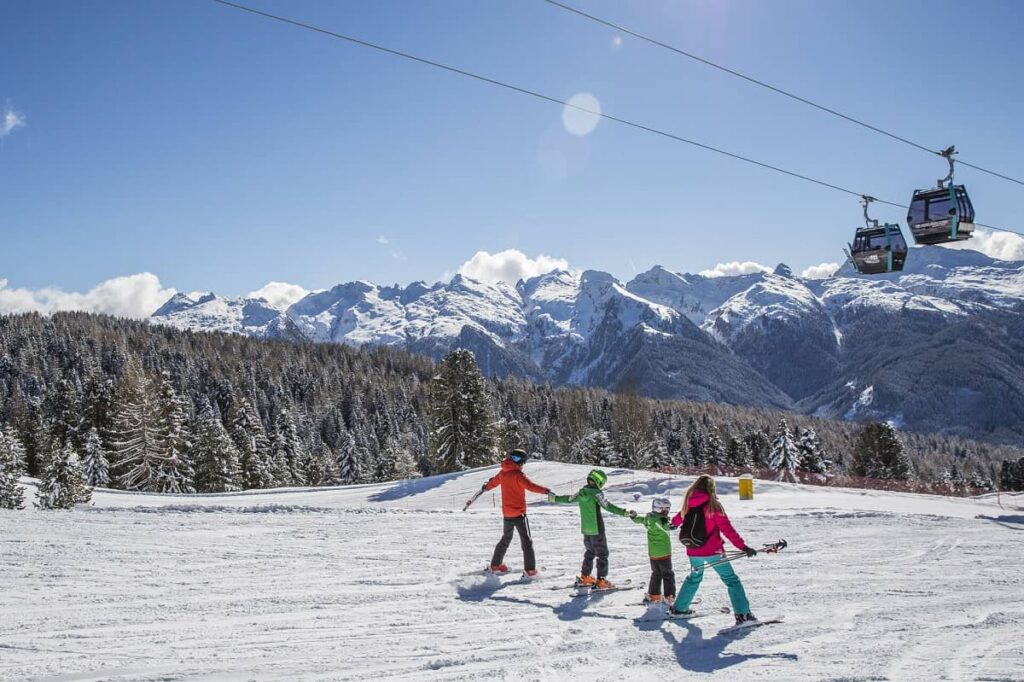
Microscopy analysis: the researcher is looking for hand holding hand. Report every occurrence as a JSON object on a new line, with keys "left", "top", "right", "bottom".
{"left": 547, "top": 492, "right": 556, "bottom": 503}
{"left": 628, "top": 510, "right": 638, "bottom": 519}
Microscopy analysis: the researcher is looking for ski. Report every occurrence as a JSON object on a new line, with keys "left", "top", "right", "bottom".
{"left": 663, "top": 605, "right": 731, "bottom": 621}
{"left": 641, "top": 596, "right": 702, "bottom": 607}
{"left": 570, "top": 578, "right": 633, "bottom": 598}
{"left": 718, "top": 616, "right": 784, "bottom": 634}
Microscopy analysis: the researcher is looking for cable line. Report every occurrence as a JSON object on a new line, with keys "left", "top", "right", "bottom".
{"left": 209, "top": 0, "right": 1024, "bottom": 238}
{"left": 541, "top": 0, "right": 1024, "bottom": 189}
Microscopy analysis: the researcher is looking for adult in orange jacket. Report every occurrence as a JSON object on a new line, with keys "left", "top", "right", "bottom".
{"left": 480, "top": 449, "right": 551, "bottom": 576}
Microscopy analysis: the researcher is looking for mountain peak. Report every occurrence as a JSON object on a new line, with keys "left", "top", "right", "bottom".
{"left": 773, "top": 263, "right": 794, "bottom": 278}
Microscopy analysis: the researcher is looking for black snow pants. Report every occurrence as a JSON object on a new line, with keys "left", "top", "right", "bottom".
{"left": 581, "top": 533, "right": 610, "bottom": 579}
{"left": 648, "top": 556, "right": 676, "bottom": 598}
{"left": 491, "top": 515, "right": 536, "bottom": 571}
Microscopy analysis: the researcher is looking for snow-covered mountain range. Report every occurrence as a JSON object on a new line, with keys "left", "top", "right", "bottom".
{"left": 151, "top": 247, "right": 1024, "bottom": 443}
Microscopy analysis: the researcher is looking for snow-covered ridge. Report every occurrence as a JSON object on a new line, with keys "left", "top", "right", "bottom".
{"left": 149, "top": 246, "right": 1024, "bottom": 438}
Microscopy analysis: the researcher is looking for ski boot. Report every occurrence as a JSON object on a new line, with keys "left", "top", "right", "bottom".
{"left": 669, "top": 606, "right": 695, "bottom": 617}
{"left": 522, "top": 569, "right": 539, "bottom": 579}
{"left": 574, "top": 575, "right": 596, "bottom": 588}
{"left": 642, "top": 594, "right": 662, "bottom": 605}
{"left": 595, "top": 578, "right": 615, "bottom": 591}
{"left": 734, "top": 612, "right": 758, "bottom": 625}
{"left": 488, "top": 564, "right": 510, "bottom": 574}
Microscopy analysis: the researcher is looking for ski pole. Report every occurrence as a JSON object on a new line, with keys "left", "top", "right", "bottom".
{"left": 463, "top": 489, "right": 484, "bottom": 511}
{"left": 690, "top": 540, "right": 788, "bottom": 573}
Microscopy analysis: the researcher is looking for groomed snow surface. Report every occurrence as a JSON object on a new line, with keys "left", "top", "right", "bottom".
{"left": 2, "top": 463, "right": 1023, "bottom": 681}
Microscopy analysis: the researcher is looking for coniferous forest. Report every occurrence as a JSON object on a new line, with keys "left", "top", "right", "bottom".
{"left": 1, "top": 311, "right": 1023, "bottom": 499}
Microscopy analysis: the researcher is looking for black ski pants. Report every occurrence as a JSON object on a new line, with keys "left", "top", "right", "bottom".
{"left": 581, "top": 533, "right": 610, "bottom": 579}
{"left": 491, "top": 515, "right": 536, "bottom": 571}
{"left": 648, "top": 556, "right": 676, "bottom": 598}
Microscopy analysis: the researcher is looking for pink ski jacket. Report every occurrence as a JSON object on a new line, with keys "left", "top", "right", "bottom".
{"left": 670, "top": 490, "right": 747, "bottom": 557}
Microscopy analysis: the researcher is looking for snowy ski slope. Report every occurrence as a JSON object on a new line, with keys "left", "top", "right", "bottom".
{"left": 2, "top": 463, "right": 1022, "bottom": 681}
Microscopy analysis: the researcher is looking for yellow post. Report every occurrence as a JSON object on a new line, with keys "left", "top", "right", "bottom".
{"left": 738, "top": 474, "right": 754, "bottom": 500}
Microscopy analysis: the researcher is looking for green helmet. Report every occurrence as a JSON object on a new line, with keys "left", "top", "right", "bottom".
{"left": 587, "top": 469, "right": 608, "bottom": 489}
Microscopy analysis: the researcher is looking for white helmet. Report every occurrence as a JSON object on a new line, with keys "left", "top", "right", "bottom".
{"left": 651, "top": 497, "right": 672, "bottom": 514}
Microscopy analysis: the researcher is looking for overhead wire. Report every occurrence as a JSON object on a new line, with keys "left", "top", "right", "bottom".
{"left": 209, "top": 0, "right": 1024, "bottom": 238}
{"left": 541, "top": 0, "right": 1024, "bottom": 189}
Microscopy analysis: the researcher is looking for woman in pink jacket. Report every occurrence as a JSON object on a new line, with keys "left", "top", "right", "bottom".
{"left": 670, "top": 475, "right": 758, "bottom": 624}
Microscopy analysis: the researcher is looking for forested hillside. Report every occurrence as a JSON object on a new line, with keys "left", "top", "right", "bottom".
{"left": 1, "top": 311, "right": 1021, "bottom": 495}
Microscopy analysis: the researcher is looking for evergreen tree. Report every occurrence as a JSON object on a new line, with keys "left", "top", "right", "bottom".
{"left": 335, "top": 432, "right": 357, "bottom": 485}
{"left": 81, "top": 426, "right": 110, "bottom": 488}
{"left": 851, "top": 422, "right": 912, "bottom": 480}
{"left": 387, "top": 441, "right": 422, "bottom": 480}
{"left": 705, "top": 427, "right": 726, "bottom": 469}
{"left": 36, "top": 442, "right": 92, "bottom": 510}
{"left": 427, "top": 350, "right": 496, "bottom": 472}
{"left": 271, "top": 408, "right": 305, "bottom": 486}
{"left": 228, "top": 398, "right": 273, "bottom": 489}
{"left": 999, "top": 457, "right": 1024, "bottom": 491}
{"left": 687, "top": 417, "right": 707, "bottom": 467}
{"left": 496, "top": 418, "right": 525, "bottom": 456}
{"left": 152, "top": 375, "right": 194, "bottom": 493}
{"left": 744, "top": 430, "right": 772, "bottom": 468}
{"left": 0, "top": 427, "right": 27, "bottom": 474}
{"left": 107, "top": 367, "right": 162, "bottom": 491}
{"left": 191, "top": 401, "right": 242, "bottom": 492}
{"left": 0, "top": 430, "right": 26, "bottom": 509}
{"left": 577, "top": 430, "right": 617, "bottom": 467}
{"left": 797, "top": 428, "right": 829, "bottom": 475}
{"left": 769, "top": 419, "right": 800, "bottom": 482}
{"left": 725, "top": 436, "right": 751, "bottom": 467}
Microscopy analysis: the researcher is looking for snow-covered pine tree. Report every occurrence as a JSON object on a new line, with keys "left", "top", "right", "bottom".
{"left": 335, "top": 431, "right": 357, "bottom": 485}
{"left": 152, "top": 375, "right": 194, "bottom": 493}
{"left": 647, "top": 437, "right": 671, "bottom": 471}
{"left": 271, "top": 408, "right": 304, "bottom": 486}
{"left": 191, "top": 400, "right": 242, "bottom": 493}
{"left": 575, "top": 430, "right": 617, "bottom": 467}
{"left": 228, "top": 397, "right": 274, "bottom": 489}
{"left": 687, "top": 417, "right": 707, "bottom": 467}
{"left": 107, "top": 366, "right": 163, "bottom": 491}
{"left": 744, "top": 430, "right": 772, "bottom": 468}
{"left": 0, "top": 427, "right": 28, "bottom": 474}
{"left": 769, "top": 419, "right": 800, "bottom": 482}
{"left": 387, "top": 441, "right": 422, "bottom": 480}
{"left": 0, "top": 430, "right": 26, "bottom": 509}
{"left": 725, "top": 436, "right": 751, "bottom": 468}
{"left": 705, "top": 427, "right": 726, "bottom": 470}
{"left": 427, "top": 350, "right": 496, "bottom": 472}
{"left": 851, "top": 422, "right": 911, "bottom": 480}
{"left": 80, "top": 426, "right": 110, "bottom": 487}
{"left": 36, "top": 441, "right": 92, "bottom": 510}
{"left": 496, "top": 417, "right": 525, "bottom": 456}
{"left": 797, "top": 428, "right": 829, "bottom": 475}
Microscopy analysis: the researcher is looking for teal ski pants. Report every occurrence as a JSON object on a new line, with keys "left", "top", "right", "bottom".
{"left": 673, "top": 555, "right": 751, "bottom": 614}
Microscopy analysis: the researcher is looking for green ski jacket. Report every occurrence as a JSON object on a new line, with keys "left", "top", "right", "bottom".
{"left": 632, "top": 512, "right": 673, "bottom": 559}
{"left": 553, "top": 484, "right": 627, "bottom": 536}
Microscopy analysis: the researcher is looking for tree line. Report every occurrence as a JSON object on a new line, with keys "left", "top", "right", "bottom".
{"left": 1, "top": 311, "right": 1021, "bottom": 509}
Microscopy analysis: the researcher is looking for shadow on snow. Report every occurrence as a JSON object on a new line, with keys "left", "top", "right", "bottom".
{"left": 488, "top": 593, "right": 629, "bottom": 622}
{"left": 658, "top": 619, "right": 798, "bottom": 673}
{"left": 368, "top": 468, "right": 474, "bottom": 502}
{"left": 976, "top": 514, "right": 1024, "bottom": 531}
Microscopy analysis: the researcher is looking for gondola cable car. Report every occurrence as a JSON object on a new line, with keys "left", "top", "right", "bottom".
{"left": 906, "top": 146, "right": 975, "bottom": 245}
{"left": 845, "top": 195, "right": 908, "bottom": 275}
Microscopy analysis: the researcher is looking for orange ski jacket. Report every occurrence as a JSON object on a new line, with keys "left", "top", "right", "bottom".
{"left": 483, "top": 458, "right": 550, "bottom": 518}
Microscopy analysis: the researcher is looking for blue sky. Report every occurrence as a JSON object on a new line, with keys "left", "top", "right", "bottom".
{"left": 2, "top": 0, "right": 1023, "bottom": 313}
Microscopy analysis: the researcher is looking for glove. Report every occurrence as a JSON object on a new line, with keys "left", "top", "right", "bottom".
{"left": 628, "top": 510, "right": 637, "bottom": 519}
{"left": 742, "top": 546, "right": 757, "bottom": 558}
{"left": 547, "top": 492, "right": 556, "bottom": 503}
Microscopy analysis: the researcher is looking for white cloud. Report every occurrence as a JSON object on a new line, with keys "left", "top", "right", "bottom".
{"left": 376, "top": 236, "right": 390, "bottom": 245}
{"left": 376, "top": 235, "right": 406, "bottom": 261}
{"left": 801, "top": 262, "right": 841, "bottom": 279}
{"left": 246, "top": 281, "right": 310, "bottom": 308}
{"left": 698, "top": 261, "right": 771, "bottom": 278}
{"left": 456, "top": 249, "right": 570, "bottom": 285}
{"left": 941, "top": 228, "right": 1024, "bottom": 261}
{"left": 0, "top": 273, "right": 176, "bottom": 318}
{"left": 1, "top": 106, "right": 26, "bottom": 137}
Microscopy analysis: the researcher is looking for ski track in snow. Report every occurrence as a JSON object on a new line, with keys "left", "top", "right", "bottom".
{"left": 2, "top": 463, "right": 1023, "bottom": 681}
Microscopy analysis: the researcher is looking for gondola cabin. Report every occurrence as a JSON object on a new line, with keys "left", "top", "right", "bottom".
{"left": 848, "top": 223, "right": 908, "bottom": 275}
{"left": 906, "top": 184, "right": 975, "bottom": 245}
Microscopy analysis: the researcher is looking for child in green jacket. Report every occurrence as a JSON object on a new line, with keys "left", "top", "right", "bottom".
{"left": 633, "top": 496, "right": 675, "bottom": 605}
{"left": 549, "top": 468, "right": 630, "bottom": 590}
